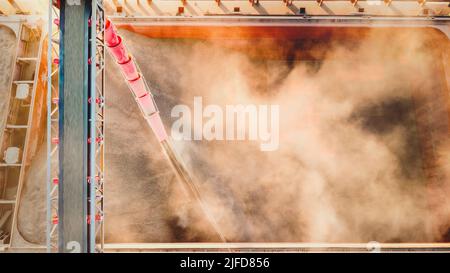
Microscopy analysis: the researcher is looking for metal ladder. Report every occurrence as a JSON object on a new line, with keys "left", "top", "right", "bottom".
{"left": 0, "top": 23, "right": 42, "bottom": 248}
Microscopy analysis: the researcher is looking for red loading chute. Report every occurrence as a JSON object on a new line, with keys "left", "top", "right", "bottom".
{"left": 104, "top": 19, "right": 167, "bottom": 142}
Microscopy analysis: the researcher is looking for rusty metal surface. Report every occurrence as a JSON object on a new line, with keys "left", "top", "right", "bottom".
{"left": 104, "top": 0, "right": 450, "bottom": 17}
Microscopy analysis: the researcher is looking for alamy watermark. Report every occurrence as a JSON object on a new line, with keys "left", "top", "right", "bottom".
{"left": 171, "top": 96, "right": 280, "bottom": 151}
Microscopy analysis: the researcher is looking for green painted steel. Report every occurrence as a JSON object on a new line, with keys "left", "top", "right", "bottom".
{"left": 58, "top": 0, "right": 90, "bottom": 253}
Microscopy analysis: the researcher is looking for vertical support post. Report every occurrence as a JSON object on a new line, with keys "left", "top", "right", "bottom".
{"left": 47, "top": 0, "right": 61, "bottom": 253}
{"left": 46, "top": 0, "right": 53, "bottom": 253}
{"left": 58, "top": 0, "right": 90, "bottom": 253}
{"left": 97, "top": 0, "right": 106, "bottom": 252}
{"left": 88, "top": 0, "right": 105, "bottom": 253}
{"left": 88, "top": 0, "right": 97, "bottom": 253}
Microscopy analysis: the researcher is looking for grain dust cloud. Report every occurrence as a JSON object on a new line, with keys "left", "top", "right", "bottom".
{"left": 100, "top": 26, "right": 450, "bottom": 244}
{"left": 17, "top": 26, "right": 449, "bottom": 245}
